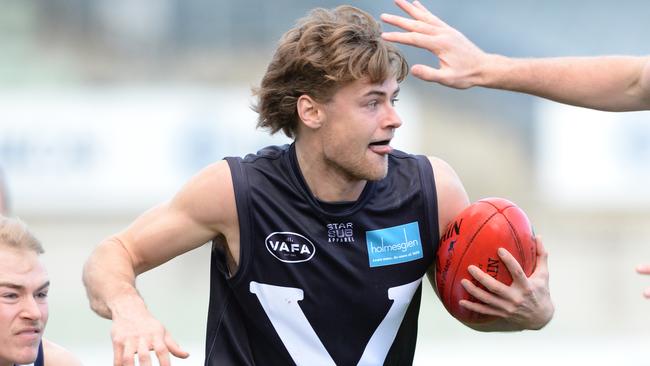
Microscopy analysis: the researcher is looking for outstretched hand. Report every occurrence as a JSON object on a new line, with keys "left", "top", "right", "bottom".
{"left": 636, "top": 264, "right": 650, "bottom": 299}
{"left": 110, "top": 296, "right": 189, "bottom": 366}
{"left": 459, "top": 236, "right": 554, "bottom": 330}
{"left": 381, "top": 0, "right": 489, "bottom": 89}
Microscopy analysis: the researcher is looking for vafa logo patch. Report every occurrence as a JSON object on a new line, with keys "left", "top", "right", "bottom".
{"left": 265, "top": 232, "right": 315, "bottom": 263}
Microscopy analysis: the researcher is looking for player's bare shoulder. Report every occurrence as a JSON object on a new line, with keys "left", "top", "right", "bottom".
{"left": 426, "top": 156, "right": 467, "bottom": 201}
{"left": 426, "top": 156, "right": 470, "bottom": 234}
{"left": 426, "top": 156, "right": 455, "bottom": 178}
{"left": 43, "top": 339, "right": 83, "bottom": 366}
{"left": 172, "top": 160, "right": 238, "bottom": 230}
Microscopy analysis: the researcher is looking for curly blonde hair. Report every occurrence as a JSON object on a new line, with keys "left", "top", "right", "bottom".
{"left": 253, "top": 5, "right": 408, "bottom": 138}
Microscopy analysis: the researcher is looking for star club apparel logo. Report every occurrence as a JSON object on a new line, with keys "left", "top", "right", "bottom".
{"left": 326, "top": 222, "right": 355, "bottom": 243}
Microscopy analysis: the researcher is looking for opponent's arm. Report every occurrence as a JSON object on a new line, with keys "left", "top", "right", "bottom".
{"left": 82, "top": 160, "right": 238, "bottom": 366}
{"left": 428, "top": 157, "right": 553, "bottom": 332}
{"left": 476, "top": 55, "right": 650, "bottom": 112}
{"left": 381, "top": 0, "right": 650, "bottom": 112}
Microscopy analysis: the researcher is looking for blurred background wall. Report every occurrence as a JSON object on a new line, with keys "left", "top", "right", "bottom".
{"left": 1, "top": 0, "right": 649, "bottom": 364}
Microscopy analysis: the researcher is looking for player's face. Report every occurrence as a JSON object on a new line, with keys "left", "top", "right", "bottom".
{"left": 0, "top": 247, "right": 49, "bottom": 366}
{"left": 320, "top": 77, "right": 402, "bottom": 181}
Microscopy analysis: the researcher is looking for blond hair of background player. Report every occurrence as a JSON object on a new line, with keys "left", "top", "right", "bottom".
{"left": 0, "top": 216, "right": 82, "bottom": 366}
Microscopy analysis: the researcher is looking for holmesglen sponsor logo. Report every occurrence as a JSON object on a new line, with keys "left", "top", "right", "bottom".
{"left": 265, "top": 232, "right": 316, "bottom": 263}
{"left": 366, "top": 222, "right": 423, "bottom": 268}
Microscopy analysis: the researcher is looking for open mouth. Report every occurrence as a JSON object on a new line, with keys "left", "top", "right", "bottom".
{"left": 368, "top": 140, "right": 393, "bottom": 155}
{"left": 369, "top": 140, "right": 390, "bottom": 147}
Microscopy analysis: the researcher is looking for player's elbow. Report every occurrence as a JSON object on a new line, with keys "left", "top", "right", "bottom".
{"left": 82, "top": 249, "right": 112, "bottom": 318}
{"left": 82, "top": 236, "right": 136, "bottom": 318}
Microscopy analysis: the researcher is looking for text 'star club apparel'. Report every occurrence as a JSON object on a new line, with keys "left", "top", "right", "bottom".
{"left": 205, "top": 144, "right": 439, "bottom": 366}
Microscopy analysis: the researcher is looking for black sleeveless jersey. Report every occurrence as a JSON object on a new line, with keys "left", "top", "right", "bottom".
{"left": 16, "top": 341, "right": 43, "bottom": 366}
{"left": 35, "top": 341, "right": 43, "bottom": 366}
{"left": 205, "top": 144, "right": 439, "bottom": 366}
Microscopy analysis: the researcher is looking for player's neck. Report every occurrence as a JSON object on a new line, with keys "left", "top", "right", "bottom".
{"left": 295, "top": 141, "right": 366, "bottom": 202}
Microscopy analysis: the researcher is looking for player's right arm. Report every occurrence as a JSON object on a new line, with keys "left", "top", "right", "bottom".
{"left": 428, "top": 156, "right": 554, "bottom": 331}
{"left": 82, "top": 160, "right": 238, "bottom": 366}
{"left": 381, "top": 0, "right": 650, "bottom": 112}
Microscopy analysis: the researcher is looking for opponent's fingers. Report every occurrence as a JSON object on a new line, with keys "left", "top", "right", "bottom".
{"left": 412, "top": 1, "right": 429, "bottom": 12}
{"left": 393, "top": 0, "right": 446, "bottom": 26}
{"left": 137, "top": 337, "right": 153, "bottom": 366}
{"left": 458, "top": 299, "right": 507, "bottom": 318}
{"left": 461, "top": 279, "right": 511, "bottom": 310}
{"left": 380, "top": 13, "right": 437, "bottom": 35}
{"left": 467, "top": 265, "right": 511, "bottom": 299}
{"left": 164, "top": 332, "right": 190, "bottom": 359}
{"left": 639, "top": 266, "right": 650, "bottom": 299}
{"left": 112, "top": 338, "right": 125, "bottom": 366}
{"left": 497, "top": 248, "right": 528, "bottom": 286}
{"left": 635, "top": 264, "right": 650, "bottom": 274}
{"left": 381, "top": 31, "right": 440, "bottom": 52}
{"left": 411, "top": 64, "right": 447, "bottom": 84}
{"left": 120, "top": 340, "right": 137, "bottom": 366}
{"left": 152, "top": 337, "right": 172, "bottom": 366}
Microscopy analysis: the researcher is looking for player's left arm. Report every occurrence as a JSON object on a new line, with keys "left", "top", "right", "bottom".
{"left": 427, "top": 156, "right": 554, "bottom": 331}
{"left": 425, "top": 157, "right": 469, "bottom": 296}
{"left": 43, "top": 339, "right": 83, "bottom": 366}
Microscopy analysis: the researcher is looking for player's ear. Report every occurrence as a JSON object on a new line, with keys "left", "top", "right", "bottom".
{"left": 297, "top": 94, "right": 324, "bottom": 130}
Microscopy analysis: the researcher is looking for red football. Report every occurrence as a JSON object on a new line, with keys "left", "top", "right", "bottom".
{"left": 435, "top": 197, "right": 537, "bottom": 324}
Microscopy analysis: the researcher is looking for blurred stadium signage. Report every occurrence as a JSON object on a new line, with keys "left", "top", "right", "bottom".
{"left": 0, "top": 88, "right": 289, "bottom": 215}
{"left": 0, "top": 87, "right": 419, "bottom": 216}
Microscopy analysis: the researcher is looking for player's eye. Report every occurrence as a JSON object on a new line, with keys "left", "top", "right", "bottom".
{"left": 2, "top": 293, "right": 19, "bottom": 300}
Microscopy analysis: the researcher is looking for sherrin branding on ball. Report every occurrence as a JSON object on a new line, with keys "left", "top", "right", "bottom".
{"left": 435, "top": 197, "right": 537, "bottom": 324}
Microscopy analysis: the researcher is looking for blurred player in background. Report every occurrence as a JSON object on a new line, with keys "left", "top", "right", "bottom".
{"left": 381, "top": 0, "right": 650, "bottom": 298}
{"left": 0, "top": 216, "right": 82, "bottom": 366}
{"left": 83, "top": 4, "right": 554, "bottom": 366}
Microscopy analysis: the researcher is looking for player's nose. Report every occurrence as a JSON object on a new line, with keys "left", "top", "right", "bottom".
{"left": 19, "top": 296, "right": 44, "bottom": 321}
{"left": 384, "top": 104, "right": 402, "bottom": 129}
